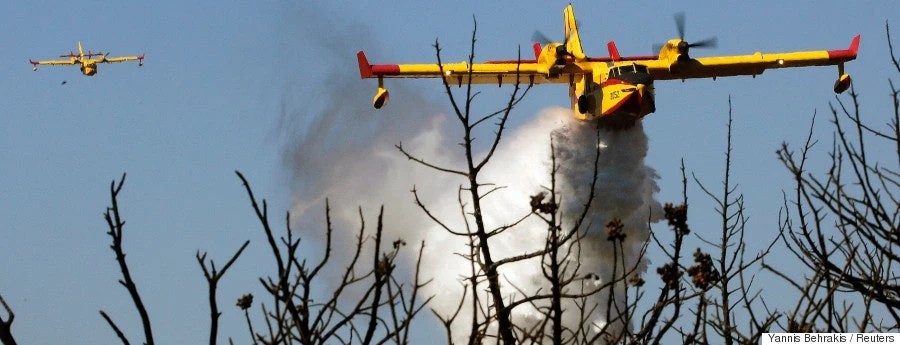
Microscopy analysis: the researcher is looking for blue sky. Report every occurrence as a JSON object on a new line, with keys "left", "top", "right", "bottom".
{"left": 1, "top": 1, "right": 897, "bottom": 343}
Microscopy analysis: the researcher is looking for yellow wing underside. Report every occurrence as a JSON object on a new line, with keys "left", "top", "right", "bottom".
{"left": 375, "top": 48, "right": 846, "bottom": 86}
{"left": 384, "top": 62, "right": 559, "bottom": 86}
{"left": 98, "top": 56, "right": 141, "bottom": 64}
{"left": 359, "top": 32, "right": 857, "bottom": 94}
{"left": 646, "top": 50, "right": 843, "bottom": 80}
{"left": 31, "top": 56, "right": 142, "bottom": 65}
{"left": 32, "top": 59, "right": 77, "bottom": 66}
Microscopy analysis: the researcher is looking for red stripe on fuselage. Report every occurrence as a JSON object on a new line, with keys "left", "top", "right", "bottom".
{"left": 484, "top": 59, "right": 539, "bottom": 64}
{"left": 588, "top": 55, "right": 658, "bottom": 62}
{"left": 601, "top": 79, "right": 629, "bottom": 87}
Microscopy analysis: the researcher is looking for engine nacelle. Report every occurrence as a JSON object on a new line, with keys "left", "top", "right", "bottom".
{"left": 834, "top": 74, "right": 852, "bottom": 94}
{"left": 373, "top": 87, "right": 389, "bottom": 109}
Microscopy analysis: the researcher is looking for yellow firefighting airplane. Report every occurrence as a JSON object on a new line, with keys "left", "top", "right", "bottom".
{"left": 29, "top": 41, "right": 144, "bottom": 76}
{"left": 357, "top": 5, "right": 859, "bottom": 128}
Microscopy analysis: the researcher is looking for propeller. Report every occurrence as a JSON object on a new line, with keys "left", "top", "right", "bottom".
{"left": 531, "top": 18, "right": 581, "bottom": 46}
{"left": 532, "top": 29, "right": 571, "bottom": 66}
{"left": 654, "top": 12, "right": 718, "bottom": 57}
{"left": 531, "top": 30, "right": 554, "bottom": 46}
{"left": 532, "top": 28, "right": 575, "bottom": 62}
{"left": 674, "top": 12, "right": 717, "bottom": 54}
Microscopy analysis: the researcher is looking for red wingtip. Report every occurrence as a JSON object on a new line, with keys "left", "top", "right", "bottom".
{"left": 849, "top": 34, "right": 860, "bottom": 54}
{"left": 827, "top": 35, "right": 861, "bottom": 61}
{"left": 357, "top": 51, "right": 373, "bottom": 79}
{"left": 532, "top": 43, "right": 542, "bottom": 60}
{"left": 139, "top": 53, "right": 145, "bottom": 59}
{"left": 29, "top": 59, "right": 38, "bottom": 65}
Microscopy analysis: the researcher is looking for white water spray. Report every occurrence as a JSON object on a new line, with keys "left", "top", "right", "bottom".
{"left": 288, "top": 106, "right": 661, "bottom": 340}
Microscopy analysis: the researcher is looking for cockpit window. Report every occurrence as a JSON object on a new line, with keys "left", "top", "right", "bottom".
{"left": 609, "top": 64, "right": 649, "bottom": 78}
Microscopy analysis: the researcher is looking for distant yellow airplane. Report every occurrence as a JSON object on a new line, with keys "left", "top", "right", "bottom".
{"left": 357, "top": 5, "right": 860, "bottom": 128}
{"left": 29, "top": 41, "right": 144, "bottom": 76}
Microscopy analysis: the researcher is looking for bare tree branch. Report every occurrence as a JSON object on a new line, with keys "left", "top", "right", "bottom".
{"left": 99, "top": 310, "right": 131, "bottom": 345}
{"left": 102, "top": 172, "right": 154, "bottom": 345}
{"left": 197, "top": 240, "right": 251, "bottom": 345}
{"left": 0, "top": 294, "right": 17, "bottom": 345}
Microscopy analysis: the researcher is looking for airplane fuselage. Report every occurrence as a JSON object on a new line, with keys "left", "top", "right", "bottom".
{"left": 567, "top": 62, "right": 656, "bottom": 129}
{"left": 528, "top": 42, "right": 657, "bottom": 128}
{"left": 79, "top": 62, "right": 98, "bottom": 76}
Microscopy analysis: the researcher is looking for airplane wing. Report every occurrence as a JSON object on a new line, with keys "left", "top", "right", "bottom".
{"left": 357, "top": 51, "right": 576, "bottom": 86}
{"left": 644, "top": 35, "right": 859, "bottom": 81}
{"left": 29, "top": 58, "right": 76, "bottom": 66}
{"left": 96, "top": 54, "right": 145, "bottom": 64}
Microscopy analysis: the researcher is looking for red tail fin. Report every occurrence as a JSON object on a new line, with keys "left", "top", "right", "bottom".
{"left": 607, "top": 41, "right": 621, "bottom": 61}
